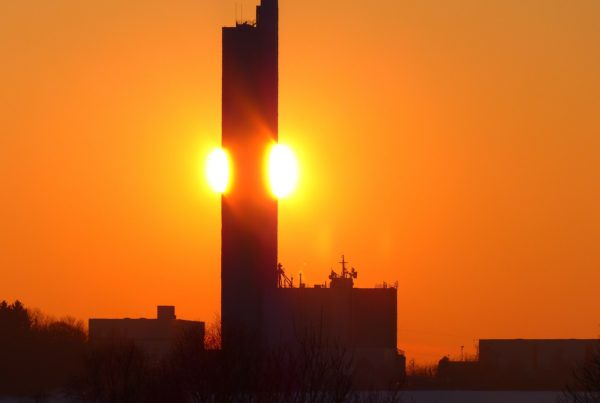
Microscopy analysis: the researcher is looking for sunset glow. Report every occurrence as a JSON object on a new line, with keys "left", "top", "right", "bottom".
{"left": 268, "top": 144, "right": 298, "bottom": 199}
{"left": 2, "top": 0, "right": 600, "bottom": 367}
{"left": 206, "top": 148, "right": 230, "bottom": 193}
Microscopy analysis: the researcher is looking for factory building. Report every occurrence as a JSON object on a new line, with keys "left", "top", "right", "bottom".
{"left": 220, "top": 0, "right": 405, "bottom": 384}
{"left": 478, "top": 339, "right": 598, "bottom": 388}
{"left": 86, "top": 1, "right": 404, "bottom": 385}
{"left": 438, "top": 339, "right": 599, "bottom": 389}
{"left": 266, "top": 259, "right": 404, "bottom": 385}
{"left": 89, "top": 306, "right": 204, "bottom": 360}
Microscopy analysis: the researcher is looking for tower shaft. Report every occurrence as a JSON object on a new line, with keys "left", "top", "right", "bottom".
{"left": 221, "top": 0, "right": 279, "bottom": 349}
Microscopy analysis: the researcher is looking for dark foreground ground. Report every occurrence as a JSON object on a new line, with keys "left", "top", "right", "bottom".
{"left": 403, "top": 390, "right": 560, "bottom": 402}
{"left": 0, "top": 391, "right": 563, "bottom": 403}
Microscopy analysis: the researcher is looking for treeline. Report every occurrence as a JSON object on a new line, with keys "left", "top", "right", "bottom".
{"left": 0, "top": 300, "right": 86, "bottom": 397}
{"left": 3, "top": 300, "right": 596, "bottom": 402}
{"left": 1, "top": 301, "right": 403, "bottom": 402}
{"left": 562, "top": 350, "right": 600, "bottom": 403}
{"left": 71, "top": 325, "right": 405, "bottom": 402}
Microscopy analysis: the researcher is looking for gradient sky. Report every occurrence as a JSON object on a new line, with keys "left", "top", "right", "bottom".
{"left": 1, "top": 0, "right": 599, "bottom": 363}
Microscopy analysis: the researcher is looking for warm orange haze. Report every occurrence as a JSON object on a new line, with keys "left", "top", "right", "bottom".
{"left": 1, "top": 0, "right": 599, "bottom": 364}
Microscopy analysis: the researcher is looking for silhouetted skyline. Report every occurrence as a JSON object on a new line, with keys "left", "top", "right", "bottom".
{"left": 1, "top": 0, "right": 599, "bottom": 364}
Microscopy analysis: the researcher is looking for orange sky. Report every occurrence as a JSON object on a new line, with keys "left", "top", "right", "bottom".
{"left": 1, "top": 0, "right": 599, "bottom": 363}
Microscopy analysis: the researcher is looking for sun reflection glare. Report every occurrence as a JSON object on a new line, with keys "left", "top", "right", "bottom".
{"left": 206, "top": 148, "right": 230, "bottom": 193}
{"left": 268, "top": 144, "right": 299, "bottom": 199}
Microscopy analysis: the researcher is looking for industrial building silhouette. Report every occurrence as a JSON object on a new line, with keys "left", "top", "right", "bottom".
{"left": 89, "top": 306, "right": 204, "bottom": 360}
{"left": 219, "top": 0, "right": 404, "bottom": 383}
{"left": 437, "top": 339, "right": 599, "bottom": 389}
{"left": 89, "top": 0, "right": 404, "bottom": 385}
{"left": 85, "top": 0, "right": 600, "bottom": 390}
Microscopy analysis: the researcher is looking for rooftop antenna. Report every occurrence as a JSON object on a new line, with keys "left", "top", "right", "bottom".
{"left": 339, "top": 255, "right": 348, "bottom": 277}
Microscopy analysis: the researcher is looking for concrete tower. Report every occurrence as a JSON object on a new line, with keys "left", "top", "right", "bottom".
{"left": 221, "top": 0, "right": 279, "bottom": 349}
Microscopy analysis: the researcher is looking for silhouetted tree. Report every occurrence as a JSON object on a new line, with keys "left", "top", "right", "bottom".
{"left": 0, "top": 300, "right": 86, "bottom": 397}
{"left": 72, "top": 339, "right": 151, "bottom": 403}
{"left": 158, "top": 319, "right": 402, "bottom": 403}
{"left": 404, "top": 360, "right": 438, "bottom": 390}
{"left": 561, "top": 343, "right": 600, "bottom": 403}
{"left": 1, "top": 303, "right": 405, "bottom": 401}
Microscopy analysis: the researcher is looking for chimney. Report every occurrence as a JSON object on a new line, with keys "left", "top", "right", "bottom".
{"left": 157, "top": 305, "right": 176, "bottom": 320}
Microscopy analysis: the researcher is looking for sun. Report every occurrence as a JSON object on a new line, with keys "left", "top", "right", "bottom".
{"left": 206, "top": 148, "right": 230, "bottom": 193}
{"left": 268, "top": 144, "right": 299, "bottom": 199}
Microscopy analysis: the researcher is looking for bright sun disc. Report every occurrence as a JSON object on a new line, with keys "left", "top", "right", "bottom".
{"left": 206, "top": 148, "right": 230, "bottom": 193}
{"left": 268, "top": 144, "right": 298, "bottom": 199}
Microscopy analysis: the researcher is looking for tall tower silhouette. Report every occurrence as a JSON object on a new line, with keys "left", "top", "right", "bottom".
{"left": 221, "top": 0, "right": 279, "bottom": 349}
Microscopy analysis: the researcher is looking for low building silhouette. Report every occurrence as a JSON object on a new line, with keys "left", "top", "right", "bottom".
{"left": 266, "top": 259, "right": 406, "bottom": 387}
{"left": 89, "top": 306, "right": 204, "bottom": 359}
{"left": 438, "top": 339, "right": 599, "bottom": 389}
